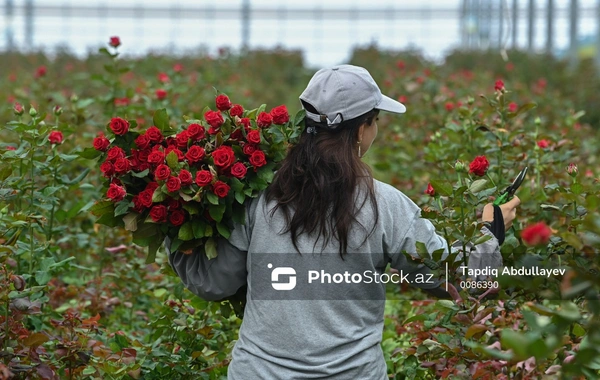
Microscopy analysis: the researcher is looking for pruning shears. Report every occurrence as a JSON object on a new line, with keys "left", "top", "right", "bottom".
{"left": 493, "top": 167, "right": 528, "bottom": 206}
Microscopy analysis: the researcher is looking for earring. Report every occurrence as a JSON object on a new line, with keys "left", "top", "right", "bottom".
{"left": 357, "top": 141, "right": 362, "bottom": 158}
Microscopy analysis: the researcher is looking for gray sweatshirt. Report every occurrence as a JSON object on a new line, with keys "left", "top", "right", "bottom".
{"left": 167, "top": 179, "right": 502, "bottom": 380}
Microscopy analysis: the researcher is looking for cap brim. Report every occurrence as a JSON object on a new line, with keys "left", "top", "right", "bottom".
{"left": 377, "top": 94, "right": 406, "bottom": 114}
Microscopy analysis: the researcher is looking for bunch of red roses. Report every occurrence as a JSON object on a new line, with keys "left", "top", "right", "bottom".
{"left": 90, "top": 94, "right": 303, "bottom": 261}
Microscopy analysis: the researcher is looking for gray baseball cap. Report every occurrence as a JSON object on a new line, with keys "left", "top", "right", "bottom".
{"left": 299, "top": 64, "right": 406, "bottom": 126}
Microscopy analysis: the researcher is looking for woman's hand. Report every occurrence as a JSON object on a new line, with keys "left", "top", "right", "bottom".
{"left": 482, "top": 196, "right": 520, "bottom": 230}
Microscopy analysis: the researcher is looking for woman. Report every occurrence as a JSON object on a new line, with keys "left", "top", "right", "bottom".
{"left": 168, "top": 65, "right": 520, "bottom": 379}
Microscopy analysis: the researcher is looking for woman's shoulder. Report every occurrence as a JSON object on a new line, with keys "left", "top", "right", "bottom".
{"left": 372, "top": 179, "right": 421, "bottom": 216}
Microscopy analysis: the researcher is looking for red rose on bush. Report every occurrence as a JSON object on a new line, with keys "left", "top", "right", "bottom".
{"left": 146, "top": 182, "right": 159, "bottom": 192}
{"left": 156, "top": 89, "right": 167, "bottom": 100}
{"left": 135, "top": 133, "right": 151, "bottom": 150}
{"left": 508, "top": 102, "right": 518, "bottom": 113}
{"left": 94, "top": 133, "right": 110, "bottom": 151}
{"left": 216, "top": 94, "right": 232, "bottom": 111}
{"left": 169, "top": 209, "right": 186, "bottom": 226}
{"left": 240, "top": 118, "right": 251, "bottom": 129}
{"left": 109, "top": 117, "right": 129, "bottom": 135}
{"left": 139, "top": 189, "right": 154, "bottom": 208}
{"left": 425, "top": 183, "right": 435, "bottom": 196}
{"left": 178, "top": 169, "right": 193, "bottom": 186}
{"left": 158, "top": 72, "right": 169, "bottom": 83}
{"left": 230, "top": 128, "right": 243, "bottom": 141}
{"left": 109, "top": 36, "right": 121, "bottom": 48}
{"left": 166, "top": 176, "right": 181, "bottom": 192}
{"left": 36, "top": 66, "right": 47, "bottom": 78}
{"left": 107, "top": 183, "right": 126, "bottom": 202}
{"left": 175, "top": 131, "right": 190, "bottom": 149}
{"left": 537, "top": 139, "right": 550, "bottom": 149}
{"left": 185, "top": 145, "right": 206, "bottom": 163}
{"left": 100, "top": 161, "right": 115, "bottom": 178}
{"left": 230, "top": 104, "right": 244, "bottom": 117}
{"left": 270, "top": 105, "right": 289, "bottom": 124}
{"left": 132, "top": 195, "right": 145, "bottom": 212}
{"left": 114, "top": 158, "right": 131, "bottom": 175}
{"left": 521, "top": 222, "right": 552, "bottom": 246}
{"left": 494, "top": 79, "right": 505, "bottom": 92}
{"left": 165, "top": 146, "right": 184, "bottom": 161}
{"left": 212, "top": 181, "right": 230, "bottom": 198}
{"left": 107, "top": 146, "right": 125, "bottom": 161}
{"left": 204, "top": 110, "right": 224, "bottom": 128}
{"left": 243, "top": 143, "right": 259, "bottom": 155}
{"left": 146, "top": 126, "right": 164, "bottom": 143}
{"left": 247, "top": 129, "right": 261, "bottom": 144}
{"left": 212, "top": 146, "right": 236, "bottom": 169}
{"left": 150, "top": 205, "right": 168, "bottom": 222}
{"left": 167, "top": 198, "right": 181, "bottom": 209}
{"left": 187, "top": 123, "right": 205, "bottom": 141}
{"left": 195, "top": 170, "right": 213, "bottom": 187}
{"left": 49, "top": 131, "right": 64, "bottom": 144}
{"left": 249, "top": 150, "right": 267, "bottom": 169}
{"left": 154, "top": 164, "right": 171, "bottom": 180}
{"left": 257, "top": 112, "right": 272, "bottom": 128}
{"left": 230, "top": 162, "right": 247, "bottom": 179}
{"left": 469, "top": 155, "right": 489, "bottom": 177}
{"left": 148, "top": 149, "right": 165, "bottom": 165}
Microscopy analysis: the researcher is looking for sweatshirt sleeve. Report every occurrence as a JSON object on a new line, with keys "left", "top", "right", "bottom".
{"left": 166, "top": 200, "right": 256, "bottom": 301}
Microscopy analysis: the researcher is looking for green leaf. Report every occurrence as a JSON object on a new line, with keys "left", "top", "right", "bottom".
{"left": 96, "top": 212, "right": 123, "bottom": 227}
{"left": 257, "top": 166, "right": 275, "bottom": 183}
{"left": 509, "top": 102, "right": 537, "bottom": 118}
{"left": 78, "top": 147, "right": 102, "bottom": 160}
{"left": 123, "top": 213, "right": 139, "bottom": 231}
{"left": 131, "top": 168, "right": 149, "bottom": 178}
{"left": 205, "top": 238, "right": 218, "bottom": 259}
{"left": 61, "top": 168, "right": 90, "bottom": 185}
{"left": 474, "top": 234, "right": 492, "bottom": 245}
{"left": 571, "top": 183, "right": 584, "bottom": 195}
{"left": 501, "top": 329, "right": 529, "bottom": 360}
{"left": 216, "top": 222, "right": 231, "bottom": 239}
{"left": 430, "top": 180, "right": 453, "bottom": 197}
{"left": 146, "top": 238, "right": 161, "bottom": 264}
{"left": 114, "top": 200, "right": 131, "bottom": 216}
{"left": 0, "top": 164, "right": 12, "bottom": 181}
{"left": 178, "top": 222, "right": 194, "bottom": 241}
{"left": 235, "top": 191, "right": 245, "bottom": 205}
{"left": 153, "top": 108, "right": 170, "bottom": 132}
{"left": 206, "top": 192, "right": 219, "bottom": 205}
{"left": 293, "top": 109, "right": 306, "bottom": 126}
{"left": 152, "top": 187, "right": 166, "bottom": 203}
{"left": 35, "top": 270, "right": 52, "bottom": 286}
{"left": 166, "top": 151, "right": 179, "bottom": 169}
{"left": 90, "top": 200, "right": 115, "bottom": 217}
{"left": 192, "top": 220, "right": 206, "bottom": 239}
{"left": 209, "top": 203, "right": 226, "bottom": 222}
{"left": 415, "top": 241, "right": 430, "bottom": 259}
{"left": 469, "top": 179, "right": 488, "bottom": 194}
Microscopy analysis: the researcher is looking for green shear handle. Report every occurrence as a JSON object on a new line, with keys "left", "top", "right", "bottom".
{"left": 493, "top": 167, "right": 528, "bottom": 206}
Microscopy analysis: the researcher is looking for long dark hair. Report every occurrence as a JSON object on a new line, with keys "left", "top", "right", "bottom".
{"left": 265, "top": 102, "right": 380, "bottom": 256}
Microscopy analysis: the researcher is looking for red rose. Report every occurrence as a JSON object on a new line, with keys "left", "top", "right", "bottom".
{"left": 178, "top": 169, "right": 193, "bottom": 186}
{"left": 240, "top": 118, "right": 251, "bottom": 129}
{"left": 173, "top": 63, "right": 183, "bottom": 72}
{"left": 469, "top": 155, "right": 489, "bottom": 177}
{"left": 212, "top": 181, "right": 230, "bottom": 198}
{"left": 135, "top": 133, "right": 151, "bottom": 150}
{"left": 230, "top": 104, "right": 244, "bottom": 117}
{"left": 156, "top": 89, "right": 167, "bottom": 100}
{"left": 185, "top": 145, "right": 206, "bottom": 163}
{"left": 106, "top": 146, "right": 125, "bottom": 161}
{"left": 137, "top": 149, "right": 151, "bottom": 163}
{"left": 257, "top": 112, "right": 272, "bottom": 128}
{"left": 211, "top": 146, "right": 236, "bottom": 169}
{"left": 113, "top": 158, "right": 131, "bottom": 175}
{"left": 109, "top": 117, "right": 129, "bottom": 136}
{"left": 109, "top": 36, "right": 121, "bottom": 48}
{"left": 425, "top": 183, "right": 435, "bottom": 196}
{"left": 13, "top": 102, "right": 24, "bottom": 116}
{"left": 35, "top": 65, "right": 47, "bottom": 78}
{"left": 444, "top": 102, "right": 454, "bottom": 112}
{"left": 146, "top": 182, "right": 160, "bottom": 192}
{"left": 175, "top": 131, "right": 190, "bottom": 149}
{"left": 537, "top": 139, "right": 550, "bottom": 149}
{"left": 154, "top": 164, "right": 171, "bottom": 180}
{"left": 521, "top": 222, "right": 552, "bottom": 246}
{"left": 249, "top": 150, "right": 267, "bottom": 169}
{"left": 94, "top": 133, "right": 110, "bottom": 151}
{"left": 166, "top": 176, "right": 181, "bottom": 192}
{"left": 230, "top": 162, "right": 247, "bottom": 179}
{"left": 165, "top": 146, "right": 184, "bottom": 162}
{"left": 169, "top": 209, "right": 186, "bottom": 226}
{"left": 148, "top": 149, "right": 165, "bottom": 165}
{"left": 508, "top": 102, "right": 518, "bottom": 113}
{"left": 215, "top": 94, "right": 232, "bottom": 111}
{"left": 100, "top": 161, "right": 115, "bottom": 178}
{"left": 167, "top": 198, "right": 181, "bottom": 209}
{"left": 247, "top": 129, "right": 261, "bottom": 144}
{"left": 114, "top": 97, "right": 130, "bottom": 107}
{"left": 195, "top": 170, "right": 213, "bottom": 187}
{"left": 270, "top": 105, "right": 289, "bottom": 125}
{"left": 243, "top": 143, "right": 258, "bottom": 155}
{"left": 494, "top": 79, "right": 505, "bottom": 92}
{"left": 132, "top": 195, "right": 145, "bottom": 212}
{"left": 49, "top": 131, "right": 63, "bottom": 145}
{"left": 204, "top": 110, "right": 224, "bottom": 129}
{"left": 139, "top": 189, "right": 154, "bottom": 208}
{"left": 230, "top": 128, "right": 243, "bottom": 141}
{"left": 158, "top": 72, "right": 169, "bottom": 83}
{"left": 187, "top": 123, "right": 206, "bottom": 141}
{"left": 150, "top": 205, "right": 168, "bottom": 222}
{"left": 146, "top": 126, "right": 164, "bottom": 143}
{"left": 107, "top": 183, "right": 126, "bottom": 202}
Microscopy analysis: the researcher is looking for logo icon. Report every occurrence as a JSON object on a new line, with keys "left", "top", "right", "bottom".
{"left": 268, "top": 263, "right": 297, "bottom": 290}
